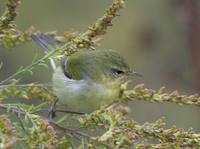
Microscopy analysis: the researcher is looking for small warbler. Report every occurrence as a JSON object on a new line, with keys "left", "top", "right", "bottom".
{"left": 32, "top": 34, "right": 139, "bottom": 113}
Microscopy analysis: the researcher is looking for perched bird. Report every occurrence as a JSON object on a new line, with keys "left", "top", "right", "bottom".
{"left": 32, "top": 34, "right": 139, "bottom": 113}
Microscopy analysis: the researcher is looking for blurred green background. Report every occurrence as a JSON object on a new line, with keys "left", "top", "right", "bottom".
{"left": 0, "top": 0, "right": 200, "bottom": 131}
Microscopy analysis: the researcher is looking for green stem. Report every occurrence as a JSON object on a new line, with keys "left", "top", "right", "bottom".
{"left": 0, "top": 44, "right": 67, "bottom": 85}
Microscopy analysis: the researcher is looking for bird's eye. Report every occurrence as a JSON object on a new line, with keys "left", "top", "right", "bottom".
{"left": 111, "top": 68, "right": 124, "bottom": 76}
{"left": 115, "top": 70, "right": 124, "bottom": 75}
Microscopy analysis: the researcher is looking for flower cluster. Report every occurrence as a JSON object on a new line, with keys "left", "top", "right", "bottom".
{"left": 27, "top": 116, "right": 57, "bottom": 149}
{"left": 123, "top": 84, "right": 200, "bottom": 106}
{"left": 0, "top": 115, "right": 16, "bottom": 148}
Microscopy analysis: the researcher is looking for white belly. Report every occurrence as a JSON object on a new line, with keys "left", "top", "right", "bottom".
{"left": 52, "top": 68, "right": 119, "bottom": 113}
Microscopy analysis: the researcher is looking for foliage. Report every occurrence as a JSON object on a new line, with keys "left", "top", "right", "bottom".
{"left": 0, "top": 0, "right": 200, "bottom": 148}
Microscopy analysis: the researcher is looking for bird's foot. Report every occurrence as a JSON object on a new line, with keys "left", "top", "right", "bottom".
{"left": 48, "top": 98, "right": 58, "bottom": 120}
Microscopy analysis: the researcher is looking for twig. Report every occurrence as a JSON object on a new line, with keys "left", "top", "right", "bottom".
{"left": 0, "top": 103, "right": 91, "bottom": 141}
{"left": 0, "top": 44, "right": 67, "bottom": 85}
{"left": 56, "top": 109, "right": 85, "bottom": 115}
{"left": 134, "top": 118, "right": 200, "bottom": 148}
{"left": 0, "top": 0, "right": 20, "bottom": 27}
{"left": 32, "top": 109, "right": 84, "bottom": 115}
{"left": 124, "top": 84, "right": 200, "bottom": 107}
{"left": 84, "top": 0, "right": 125, "bottom": 38}
{"left": 0, "top": 83, "right": 52, "bottom": 89}
{"left": 49, "top": 120, "right": 91, "bottom": 141}
{"left": 0, "top": 103, "right": 26, "bottom": 115}
{"left": 64, "top": 0, "right": 126, "bottom": 55}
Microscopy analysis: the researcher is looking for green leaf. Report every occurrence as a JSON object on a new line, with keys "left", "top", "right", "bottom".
{"left": 17, "top": 66, "right": 24, "bottom": 72}
{"left": 24, "top": 114, "right": 30, "bottom": 127}
{"left": 38, "top": 63, "right": 49, "bottom": 69}
{"left": 9, "top": 78, "right": 20, "bottom": 85}
{"left": 26, "top": 69, "right": 33, "bottom": 75}
{"left": 32, "top": 53, "right": 39, "bottom": 63}
{"left": 56, "top": 115, "right": 70, "bottom": 124}
{"left": 34, "top": 102, "right": 48, "bottom": 111}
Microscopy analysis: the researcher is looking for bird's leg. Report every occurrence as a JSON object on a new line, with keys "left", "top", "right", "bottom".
{"left": 48, "top": 98, "right": 84, "bottom": 119}
{"left": 48, "top": 98, "right": 58, "bottom": 120}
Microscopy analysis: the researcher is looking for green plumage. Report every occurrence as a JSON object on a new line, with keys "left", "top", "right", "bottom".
{"left": 65, "top": 49, "right": 130, "bottom": 82}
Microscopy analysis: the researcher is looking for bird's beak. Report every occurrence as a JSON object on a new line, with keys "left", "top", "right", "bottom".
{"left": 127, "top": 69, "right": 143, "bottom": 77}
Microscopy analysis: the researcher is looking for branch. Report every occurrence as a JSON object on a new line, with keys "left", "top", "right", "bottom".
{"left": 49, "top": 121, "right": 91, "bottom": 141}
{"left": 64, "top": 0, "right": 126, "bottom": 55}
{"left": 0, "top": 0, "right": 35, "bottom": 48}
{"left": 80, "top": 108, "right": 200, "bottom": 148}
{"left": 123, "top": 84, "right": 200, "bottom": 106}
{"left": 0, "top": 41, "right": 66, "bottom": 84}
{"left": 134, "top": 118, "right": 200, "bottom": 148}
{"left": 1, "top": 100, "right": 200, "bottom": 148}
{"left": 0, "top": 0, "right": 20, "bottom": 27}
{"left": 0, "top": 0, "right": 126, "bottom": 50}
{"left": 0, "top": 83, "right": 54, "bottom": 102}
{"left": 0, "top": 104, "right": 91, "bottom": 141}
{"left": 85, "top": 0, "right": 125, "bottom": 38}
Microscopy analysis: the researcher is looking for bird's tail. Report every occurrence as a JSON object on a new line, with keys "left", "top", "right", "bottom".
{"left": 31, "top": 34, "right": 57, "bottom": 71}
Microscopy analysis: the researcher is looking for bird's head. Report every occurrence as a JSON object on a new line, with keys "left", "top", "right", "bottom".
{"left": 62, "top": 49, "right": 139, "bottom": 84}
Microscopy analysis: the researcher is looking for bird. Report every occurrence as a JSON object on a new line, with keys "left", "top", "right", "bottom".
{"left": 32, "top": 34, "right": 140, "bottom": 113}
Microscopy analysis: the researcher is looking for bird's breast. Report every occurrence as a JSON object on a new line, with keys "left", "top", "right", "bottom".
{"left": 52, "top": 67, "right": 120, "bottom": 113}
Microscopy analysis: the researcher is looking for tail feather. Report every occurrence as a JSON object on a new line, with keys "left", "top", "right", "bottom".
{"left": 31, "top": 34, "right": 57, "bottom": 71}
{"left": 38, "top": 34, "right": 56, "bottom": 47}
{"left": 31, "top": 34, "right": 56, "bottom": 53}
